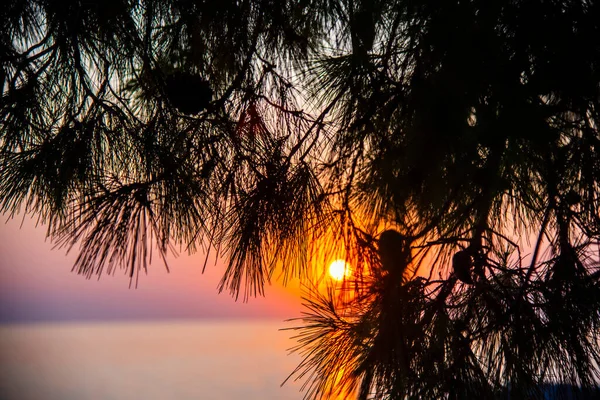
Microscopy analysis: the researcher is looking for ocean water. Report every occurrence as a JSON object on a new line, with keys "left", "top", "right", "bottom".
{"left": 0, "top": 320, "right": 311, "bottom": 400}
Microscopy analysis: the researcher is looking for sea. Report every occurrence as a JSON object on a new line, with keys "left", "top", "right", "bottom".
{"left": 2, "top": 320, "right": 598, "bottom": 400}
{"left": 0, "top": 320, "right": 311, "bottom": 400}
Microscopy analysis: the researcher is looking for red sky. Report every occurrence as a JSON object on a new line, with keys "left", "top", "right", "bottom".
{"left": 0, "top": 216, "right": 304, "bottom": 322}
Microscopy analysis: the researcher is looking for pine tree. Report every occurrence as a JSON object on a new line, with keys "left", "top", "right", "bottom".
{"left": 2, "top": 1, "right": 600, "bottom": 399}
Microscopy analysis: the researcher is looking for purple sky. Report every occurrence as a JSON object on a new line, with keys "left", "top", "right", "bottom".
{"left": 0, "top": 216, "right": 303, "bottom": 323}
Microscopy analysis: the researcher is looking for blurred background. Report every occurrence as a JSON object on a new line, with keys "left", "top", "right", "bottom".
{"left": 0, "top": 217, "right": 312, "bottom": 400}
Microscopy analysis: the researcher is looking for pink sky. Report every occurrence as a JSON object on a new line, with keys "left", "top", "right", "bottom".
{"left": 0, "top": 216, "right": 303, "bottom": 322}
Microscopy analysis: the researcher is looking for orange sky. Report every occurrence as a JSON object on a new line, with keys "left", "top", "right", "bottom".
{"left": 0, "top": 216, "right": 305, "bottom": 322}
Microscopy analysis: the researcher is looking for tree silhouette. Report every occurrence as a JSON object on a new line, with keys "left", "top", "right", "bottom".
{"left": 2, "top": 1, "right": 600, "bottom": 399}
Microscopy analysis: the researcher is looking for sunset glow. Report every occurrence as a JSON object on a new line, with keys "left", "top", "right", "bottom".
{"left": 328, "top": 260, "right": 351, "bottom": 281}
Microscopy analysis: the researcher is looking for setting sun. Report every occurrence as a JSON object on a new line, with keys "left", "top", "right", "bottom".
{"left": 328, "top": 259, "right": 351, "bottom": 281}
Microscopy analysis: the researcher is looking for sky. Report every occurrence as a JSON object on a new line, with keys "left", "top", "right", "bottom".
{"left": 0, "top": 215, "right": 304, "bottom": 323}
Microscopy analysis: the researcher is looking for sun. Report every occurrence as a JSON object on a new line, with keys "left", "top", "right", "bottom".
{"left": 328, "top": 259, "right": 351, "bottom": 281}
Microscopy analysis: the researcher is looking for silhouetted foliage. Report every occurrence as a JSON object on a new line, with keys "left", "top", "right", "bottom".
{"left": 2, "top": 1, "right": 600, "bottom": 398}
